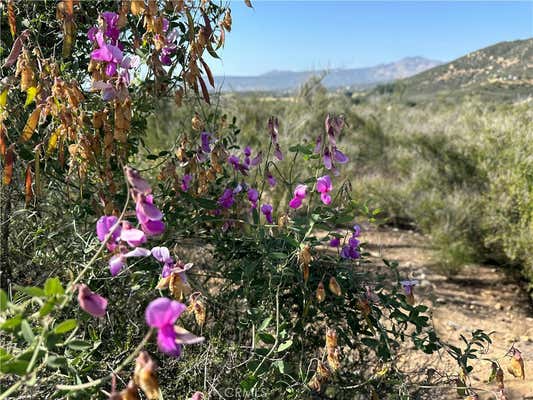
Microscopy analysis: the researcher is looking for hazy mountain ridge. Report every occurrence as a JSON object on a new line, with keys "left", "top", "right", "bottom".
{"left": 382, "top": 38, "right": 533, "bottom": 100}
{"left": 216, "top": 56, "right": 442, "bottom": 92}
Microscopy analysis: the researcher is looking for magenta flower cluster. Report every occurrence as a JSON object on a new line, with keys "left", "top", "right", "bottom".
{"left": 88, "top": 12, "right": 140, "bottom": 100}
{"left": 340, "top": 225, "right": 361, "bottom": 260}
{"left": 314, "top": 114, "right": 349, "bottom": 176}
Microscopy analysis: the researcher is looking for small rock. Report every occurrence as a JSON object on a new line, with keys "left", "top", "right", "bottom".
{"left": 436, "top": 298, "right": 446, "bottom": 304}
{"left": 469, "top": 304, "right": 475, "bottom": 310}
{"left": 521, "top": 335, "right": 532, "bottom": 343}
{"left": 495, "top": 303, "right": 503, "bottom": 310}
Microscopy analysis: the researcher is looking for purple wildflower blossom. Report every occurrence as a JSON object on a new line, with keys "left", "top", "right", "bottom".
{"left": 329, "top": 237, "right": 340, "bottom": 247}
{"left": 218, "top": 188, "right": 235, "bottom": 209}
{"left": 266, "top": 172, "right": 277, "bottom": 187}
{"left": 316, "top": 175, "right": 333, "bottom": 205}
{"left": 181, "top": 174, "right": 192, "bottom": 192}
{"left": 109, "top": 246, "right": 150, "bottom": 276}
{"left": 145, "top": 297, "right": 204, "bottom": 356}
{"left": 400, "top": 280, "right": 419, "bottom": 296}
{"left": 96, "top": 215, "right": 121, "bottom": 251}
{"left": 289, "top": 184, "right": 307, "bottom": 209}
{"left": 261, "top": 203, "right": 273, "bottom": 224}
{"left": 77, "top": 284, "right": 108, "bottom": 318}
{"left": 247, "top": 188, "right": 259, "bottom": 209}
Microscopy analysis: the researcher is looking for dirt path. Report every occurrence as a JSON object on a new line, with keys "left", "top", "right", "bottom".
{"left": 364, "top": 226, "right": 533, "bottom": 400}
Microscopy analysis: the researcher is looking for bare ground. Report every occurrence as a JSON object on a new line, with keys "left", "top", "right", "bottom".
{"left": 364, "top": 226, "right": 533, "bottom": 400}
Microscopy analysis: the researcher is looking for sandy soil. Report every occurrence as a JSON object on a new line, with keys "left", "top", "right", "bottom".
{"left": 363, "top": 226, "right": 533, "bottom": 399}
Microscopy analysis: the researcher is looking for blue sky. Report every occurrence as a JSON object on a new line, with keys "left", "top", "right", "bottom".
{"left": 209, "top": 1, "right": 533, "bottom": 76}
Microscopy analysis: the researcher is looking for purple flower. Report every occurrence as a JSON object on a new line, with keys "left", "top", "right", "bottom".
{"left": 125, "top": 166, "right": 152, "bottom": 195}
{"left": 247, "top": 188, "right": 259, "bottom": 209}
{"left": 181, "top": 174, "right": 192, "bottom": 192}
{"left": 323, "top": 148, "right": 333, "bottom": 170}
{"left": 96, "top": 215, "right": 121, "bottom": 251}
{"left": 340, "top": 245, "right": 360, "bottom": 260}
{"left": 274, "top": 143, "right": 284, "bottom": 161}
{"left": 316, "top": 175, "right": 333, "bottom": 205}
{"left": 91, "top": 32, "right": 123, "bottom": 77}
{"left": 353, "top": 224, "right": 361, "bottom": 237}
{"left": 340, "top": 228, "right": 361, "bottom": 260}
{"left": 266, "top": 172, "right": 277, "bottom": 187}
{"left": 120, "top": 224, "right": 147, "bottom": 247}
{"left": 200, "top": 132, "right": 212, "bottom": 153}
{"left": 109, "top": 246, "right": 151, "bottom": 276}
{"left": 244, "top": 146, "right": 252, "bottom": 157}
{"left": 314, "top": 134, "right": 322, "bottom": 154}
{"left": 77, "top": 284, "right": 108, "bottom": 318}
{"left": 135, "top": 195, "right": 165, "bottom": 236}
{"left": 228, "top": 155, "right": 240, "bottom": 170}
{"left": 158, "top": 23, "right": 178, "bottom": 66}
{"left": 145, "top": 297, "right": 204, "bottom": 356}
{"left": 100, "top": 11, "right": 120, "bottom": 42}
{"left": 289, "top": 184, "right": 307, "bottom": 209}
{"left": 251, "top": 151, "right": 263, "bottom": 166}
{"left": 268, "top": 117, "right": 279, "bottom": 143}
{"left": 261, "top": 203, "right": 273, "bottom": 224}
{"left": 333, "top": 147, "right": 349, "bottom": 164}
{"left": 400, "top": 280, "right": 419, "bottom": 296}
{"left": 329, "top": 237, "right": 340, "bottom": 247}
{"left": 218, "top": 188, "right": 235, "bottom": 209}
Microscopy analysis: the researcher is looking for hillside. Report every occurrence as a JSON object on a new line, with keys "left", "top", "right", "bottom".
{"left": 216, "top": 57, "right": 441, "bottom": 92}
{"left": 374, "top": 38, "right": 533, "bottom": 101}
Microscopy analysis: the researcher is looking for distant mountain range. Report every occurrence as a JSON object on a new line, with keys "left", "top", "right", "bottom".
{"left": 380, "top": 38, "right": 533, "bottom": 100}
{"left": 215, "top": 57, "right": 442, "bottom": 92}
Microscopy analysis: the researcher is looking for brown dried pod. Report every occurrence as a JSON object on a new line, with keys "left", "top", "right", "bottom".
{"left": 316, "top": 281, "right": 326, "bottom": 303}
{"left": 328, "top": 277, "right": 342, "bottom": 296}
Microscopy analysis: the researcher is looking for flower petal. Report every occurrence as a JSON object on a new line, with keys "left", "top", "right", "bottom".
{"left": 175, "top": 326, "right": 205, "bottom": 345}
{"left": 78, "top": 284, "right": 108, "bottom": 317}
{"left": 145, "top": 297, "right": 187, "bottom": 328}
{"left": 151, "top": 246, "right": 172, "bottom": 263}
{"left": 157, "top": 325, "right": 181, "bottom": 356}
{"left": 109, "top": 254, "right": 125, "bottom": 276}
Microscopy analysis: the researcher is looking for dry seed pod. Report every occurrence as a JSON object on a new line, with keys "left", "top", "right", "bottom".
{"left": 358, "top": 298, "right": 371, "bottom": 317}
{"left": 307, "top": 374, "right": 321, "bottom": 392}
{"left": 327, "top": 348, "right": 341, "bottom": 371}
{"left": 134, "top": 352, "right": 159, "bottom": 400}
{"left": 316, "top": 361, "right": 331, "bottom": 381}
{"left": 121, "top": 380, "right": 140, "bottom": 400}
{"left": 507, "top": 348, "right": 525, "bottom": 379}
{"left": 221, "top": 9, "right": 232, "bottom": 31}
{"left": 131, "top": 0, "right": 146, "bottom": 15}
{"left": 328, "top": 277, "right": 342, "bottom": 296}
{"left": 326, "top": 328, "right": 337, "bottom": 350}
{"left": 496, "top": 366, "right": 504, "bottom": 389}
{"left": 316, "top": 281, "right": 326, "bottom": 303}
{"left": 191, "top": 112, "right": 204, "bottom": 131}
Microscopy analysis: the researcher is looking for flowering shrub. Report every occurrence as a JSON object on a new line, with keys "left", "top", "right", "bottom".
{"left": 0, "top": 1, "right": 516, "bottom": 399}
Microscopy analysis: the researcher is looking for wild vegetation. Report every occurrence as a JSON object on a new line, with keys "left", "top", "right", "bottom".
{"left": 0, "top": 1, "right": 530, "bottom": 400}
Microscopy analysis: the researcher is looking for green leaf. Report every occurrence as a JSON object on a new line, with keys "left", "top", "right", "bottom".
{"left": 39, "top": 299, "right": 55, "bottom": 317}
{"left": 44, "top": 277, "right": 64, "bottom": 297}
{"left": 258, "top": 317, "right": 271, "bottom": 331}
{"left": 0, "top": 289, "right": 8, "bottom": 311}
{"left": 270, "top": 252, "right": 287, "bottom": 260}
{"left": 0, "top": 359, "right": 30, "bottom": 375}
{"left": 258, "top": 332, "right": 275, "bottom": 344}
{"left": 275, "top": 360, "right": 286, "bottom": 374}
{"left": 20, "top": 320, "right": 35, "bottom": 343}
{"left": 47, "top": 356, "right": 68, "bottom": 369}
{"left": 67, "top": 340, "right": 92, "bottom": 351}
{"left": 24, "top": 86, "right": 39, "bottom": 107}
{"left": 22, "top": 286, "right": 46, "bottom": 298}
{"left": 1, "top": 315, "right": 22, "bottom": 330}
{"left": 277, "top": 339, "right": 293, "bottom": 352}
{"left": 240, "top": 374, "right": 257, "bottom": 391}
{"left": 54, "top": 319, "right": 77, "bottom": 334}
